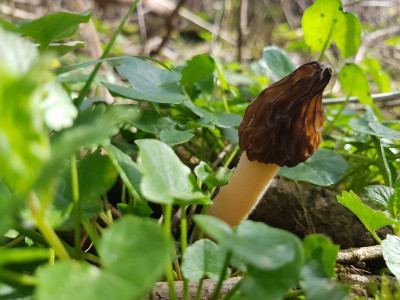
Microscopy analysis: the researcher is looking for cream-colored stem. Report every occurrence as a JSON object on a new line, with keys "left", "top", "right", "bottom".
{"left": 207, "top": 152, "right": 280, "bottom": 227}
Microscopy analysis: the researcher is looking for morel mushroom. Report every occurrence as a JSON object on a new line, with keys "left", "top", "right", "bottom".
{"left": 207, "top": 61, "right": 332, "bottom": 226}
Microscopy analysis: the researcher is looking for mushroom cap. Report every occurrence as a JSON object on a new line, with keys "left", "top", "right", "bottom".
{"left": 238, "top": 61, "right": 332, "bottom": 167}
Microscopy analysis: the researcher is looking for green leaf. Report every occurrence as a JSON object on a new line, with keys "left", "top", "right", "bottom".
{"left": 159, "top": 129, "right": 194, "bottom": 146}
{"left": 301, "top": 235, "right": 349, "bottom": 300}
{"left": 104, "top": 143, "right": 142, "bottom": 195}
{"left": 48, "top": 41, "right": 86, "bottom": 57}
{"left": 136, "top": 139, "right": 211, "bottom": 205}
{"left": 17, "top": 11, "right": 91, "bottom": 49}
{"left": 302, "top": 0, "right": 361, "bottom": 58}
{"left": 337, "top": 191, "right": 400, "bottom": 241}
{"left": 36, "top": 216, "right": 169, "bottom": 300}
{"left": 382, "top": 234, "right": 400, "bottom": 280}
{"left": 0, "top": 180, "right": 20, "bottom": 235}
{"left": 194, "top": 162, "right": 234, "bottom": 189}
{"left": 364, "top": 185, "right": 393, "bottom": 211}
{"left": 0, "top": 17, "right": 18, "bottom": 32}
{"left": 103, "top": 57, "right": 187, "bottom": 104}
{"left": 184, "top": 101, "right": 242, "bottom": 129}
{"left": 361, "top": 123, "right": 400, "bottom": 140}
{"left": 361, "top": 58, "right": 391, "bottom": 93}
{"left": 301, "top": 260, "right": 349, "bottom": 300}
{"left": 54, "top": 151, "right": 118, "bottom": 230}
{"left": 180, "top": 54, "right": 215, "bottom": 86}
{"left": 238, "top": 222, "right": 303, "bottom": 300}
{"left": 261, "top": 46, "right": 296, "bottom": 81}
{"left": 193, "top": 215, "right": 233, "bottom": 242}
{"left": 0, "top": 248, "right": 50, "bottom": 266}
{"left": 302, "top": 234, "right": 338, "bottom": 278}
{"left": 181, "top": 239, "right": 228, "bottom": 282}
{"left": 338, "top": 63, "right": 373, "bottom": 106}
{"left": 278, "top": 149, "right": 348, "bottom": 186}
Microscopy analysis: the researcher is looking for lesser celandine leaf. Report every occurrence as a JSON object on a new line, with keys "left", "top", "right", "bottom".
{"left": 181, "top": 239, "right": 229, "bottom": 282}
{"left": 180, "top": 54, "right": 215, "bottom": 87}
{"left": 16, "top": 10, "right": 91, "bottom": 49}
{"left": 36, "top": 216, "right": 169, "bottom": 300}
{"left": 337, "top": 191, "right": 400, "bottom": 240}
{"left": 278, "top": 149, "right": 347, "bottom": 186}
{"left": 103, "top": 57, "right": 187, "bottom": 104}
{"left": 136, "top": 139, "right": 211, "bottom": 205}
{"left": 382, "top": 234, "right": 400, "bottom": 280}
{"left": 262, "top": 46, "right": 296, "bottom": 81}
{"left": 302, "top": 0, "right": 361, "bottom": 58}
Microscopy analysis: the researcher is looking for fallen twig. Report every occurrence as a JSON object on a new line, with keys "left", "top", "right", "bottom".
{"left": 337, "top": 245, "right": 382, "bottom": 264}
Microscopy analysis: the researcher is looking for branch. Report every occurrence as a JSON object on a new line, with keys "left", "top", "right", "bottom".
{"left": 337, "top": 245, "right": 382, "bottom": 264}
{"left": 323, "top": 91, "right": 400, "bottom": 105}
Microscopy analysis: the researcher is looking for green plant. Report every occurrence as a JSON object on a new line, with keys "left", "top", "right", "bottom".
{"left": 0, "top": 0, "right": 399, "bottom": 299}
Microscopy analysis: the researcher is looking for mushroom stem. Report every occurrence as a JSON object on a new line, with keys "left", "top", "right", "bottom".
{"left": 207, "top": 152, "right": 280, "bottom": 227}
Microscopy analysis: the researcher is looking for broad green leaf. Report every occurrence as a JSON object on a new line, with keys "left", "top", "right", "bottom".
{"left": 184, "top": 101, "right": 242, "bottom": 129}
{"left": 300, "top": 235, "right": 348, "bottom": 300}
{"left": 278, "top": 149, "right": 348, "bottom": 186}
{"left": 262, "top": 46, "right": 296, "bottom": 81}
{"left": 101, "top": 216, "right": 169, "bottom": 288}
{"left": 361, "top": 58, "right": 391, "bottom": 93}
{"left": 195, "top": 216, "right": 301, "bottom": 270}
{"left": 301, "top": 260, "right": 349, "bottom": 300}
{"left": 238, "top": 222, "right": 303, "bottom": 300}
{"left": 17, "top": 11, "right": 91, "bottom": 49}
{"left": 193, "top": 215, "right": 233, "bottom": 242}
{"left": 180, "top": 54, "right": 215, "bottom": 86}
{"left": 302, "top": 234, "right": 338, "bottom": 278}
{"left": 382, "top": 234, "right": 400, "bottom": 280}
{"left": 104, "top": 143, "right": 142, "bottom": 195}
{"left": 302, "top": 0, "right": 361, "bottom": 58}
{"left": 136, "top": 139, "right": 211, "bottom": 205}
{"left": 338, "top": 63, "right": 373, "bottom": 106}
{"left": 181, "top": 239, "right": 228, "bottom": 282}
{"left": 104, "top": 57, "right": 187, "bottom": 104}
{"left": 194, "top": 162, "right": 234, "bottom": 189}
{"left": 117, "top": 202, "right": 153, "bottom": 218}
{"left": 159, "top": 129, "right": 194, "bottom": 146}
{"left": 48, "top": 41, "right": 86, "bottom": 57}
{"left": 53, "top": 151, "right": 118, "bottom": 230}
{"left": 364, "top": 185, "right": 393, "bottom": 211}
{"left": 36, "top": 216, "right": 169, "bottom": 300}
{"left": 337, "top": 191, "right": 400, "bottom": 240}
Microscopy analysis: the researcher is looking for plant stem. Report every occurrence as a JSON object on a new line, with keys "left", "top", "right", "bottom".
{"left": 222, "top": 278, "right": 242, "bottom": 300}
{"left": 221, "top": 87, "right": 230, "bottom": 113}
{"left": 284, "top": 288, "right": 304, "bottom": 299}
{"left": 80, "top": 212, "right": 101, "bottom": 255}
{"left": 164, "top": 204, "right": 178, "bottom": 300}
{"left": 71, "top": 155, "right": 81, "bottom": 257}
{"left": 318, "top": 21, "right": 334, "bottom": 62}
{"left": 195, "top": 277, "right": 204, "bottom": 300}
{"left": 181, "top": 206, "right": 189, "bottom": 300}
{"left": 210, "top": 251, "right": 232, "bottom": 300}
{"left": 0, "top": 269, "right": 38, "bottom": 286}
{"left": 103, "top": 195, "right": 113, "bottom": 222}
{"left": 373, "top": 137, "right": 393, "bottom": 187}
{"left": 74, "top": 0, "right": 140, "bottom": 107}
{"left": 223, "top": 144, "right": 240, "bottom": 168}
{"left": 99, "top": 211, "right": 113, "bottom": 226}
{"left": 0, "top": 235, "right": 24, "bottom": 249}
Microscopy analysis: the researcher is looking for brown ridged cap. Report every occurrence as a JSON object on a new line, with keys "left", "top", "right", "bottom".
{"left": 238, "top": 61, "right": 332, "bottom": 167}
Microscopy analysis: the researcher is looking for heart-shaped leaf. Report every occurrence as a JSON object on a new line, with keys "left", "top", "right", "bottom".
{"left": 302, "top": 0, "right": 361, "bottom": 58}
{"left": 278, "top": 149, "right": 347, "bottom": 186}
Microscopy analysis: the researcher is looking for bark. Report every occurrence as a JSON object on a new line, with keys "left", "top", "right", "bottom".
{"left": 248, "top": 177, "right": 392, "bottom": 249}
